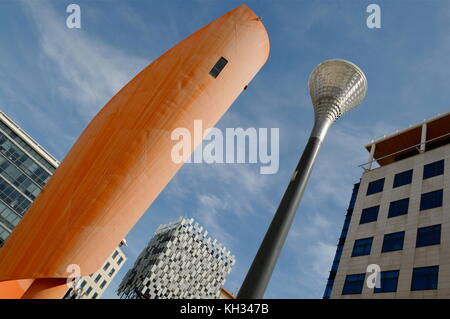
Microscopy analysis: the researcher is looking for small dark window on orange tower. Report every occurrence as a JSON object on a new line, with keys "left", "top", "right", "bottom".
{"left": 209, "top": 57, "right": 228, "bottom": 78}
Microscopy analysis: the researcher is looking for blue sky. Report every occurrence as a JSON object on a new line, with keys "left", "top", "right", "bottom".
{"left": 0, "top": 0, "right": 448, "bottom": 298}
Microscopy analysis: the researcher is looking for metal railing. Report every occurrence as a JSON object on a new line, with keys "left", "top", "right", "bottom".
{"left": 359, "top": 132, "right": 450, "bottom": 170}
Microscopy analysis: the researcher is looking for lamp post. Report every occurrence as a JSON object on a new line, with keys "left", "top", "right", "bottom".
{"left": 237, "top": 59, "right": 368, "bottom": 299}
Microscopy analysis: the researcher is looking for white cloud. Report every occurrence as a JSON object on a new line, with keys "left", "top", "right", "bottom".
{"left": 20, "top": 0, "right": 148, "bottom": 121}
{"left": 309, "top": 241, "right": 336, "bottom": 277}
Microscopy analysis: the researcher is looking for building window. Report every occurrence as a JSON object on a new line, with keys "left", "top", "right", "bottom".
{"left": 366, "top": 178, "right": 384, "bottom": 195}
{"left": 103, "top": 262, "right": 110, "bottom": 271}
{"left": 94, "top": 274, "right": 102, "bottom": 283}
{"left": 374, "top": 270, "right": 400, "bottom": 293}
{"left": 388, "top": 198, "right": 409, "bottom": 218}
{"left": 411, "top": 266, "right": 439, "bottom": 291}
{"left": 92, "top": 293, "right": 98, "bottom": 299}
{"left": 352, "top": 237, "right": 373, "bottom": 257}
{"left": 360, "top": 206, "right": 379, "bottom": 224}
{"left": 85, "top": 287, "right": 92, "bottom": 295}
{"left": 109, "top": 268, "right": 116, "bottom": 277}
{"left": 416, "top": 224, "right": 441, "bottom": 247}
{"left": 209, "top": 57, "right": 228, "bottom": 78}
{"left": 420, "top": 189, "right": 443, "bottom": 211}
{"left": 393, "top": 169, "right": 413, "bottom": 188}
{"left": 382, "top": 231, "right": 405, "bottom": 252}
{"left": 342, "top": 274, "right": 365, "bottom": 295}
{"left": 100, "top": 280, "right": 107, "bottom": 289}
{"left": 423, "top": 160, "right": 444, "bottom": 180}
{"left": 117, "top": 257, "right": 124, "bottom": 265}
{"left": 80, "top": 280, "right": 87, "bottom": 288}
{"left": 112, "top": 251, "right": 118, "bottom": 259}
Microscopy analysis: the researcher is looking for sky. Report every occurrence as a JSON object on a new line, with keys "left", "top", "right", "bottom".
{"left": 0, "top": 0, "right": 449, "bottom": 299}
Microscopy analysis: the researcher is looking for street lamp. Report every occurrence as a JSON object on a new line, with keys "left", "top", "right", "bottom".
{"left": 237, "top": 59, "right": 368, "bottom": 299}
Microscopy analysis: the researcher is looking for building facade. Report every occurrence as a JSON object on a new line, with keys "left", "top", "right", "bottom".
{"left": 117, "top": 217, "right": 235, "bottom": 299}
{"left": 67, "top": 239, "right": 127, "bottom": 299}
{"left": 0, "top": 111, "right": 59, "bottom": 247}
{"left": 324, "top": 111, "right": 450, "bottom": 298}
{"left": 0, "top": 111, "right": 127, "bottom": 299}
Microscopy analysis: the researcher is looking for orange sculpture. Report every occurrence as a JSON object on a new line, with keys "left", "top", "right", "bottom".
{"left": 0, "top": 5, "right": 269, "bottom": 298}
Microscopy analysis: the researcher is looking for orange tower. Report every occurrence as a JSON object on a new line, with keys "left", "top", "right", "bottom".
{"left": 0, "top": 5, "right": 269, "bottom": 298}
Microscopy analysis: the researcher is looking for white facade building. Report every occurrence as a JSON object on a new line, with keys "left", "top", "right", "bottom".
{"left": 117, "top": 217, "right": 235, "bottom": 299}
{"left": 66, "top": 239, "right": 128, "bottom": 299}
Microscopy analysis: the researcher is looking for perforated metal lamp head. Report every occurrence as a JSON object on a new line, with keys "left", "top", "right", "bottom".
{"left": 308, "top": 59, "right": 368, "bottom": 126}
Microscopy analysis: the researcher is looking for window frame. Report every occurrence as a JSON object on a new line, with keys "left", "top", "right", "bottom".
{"left": 360, "top": 205, "right": 379, "bottom": 224}
{"left": 411, "top": 266, "right": 439, "bottom": 291}
{"left": 393, "top": 169, "right": 413, "bottom": 188}
{"left": 381, "top": 231, "right": 405, "bottom": 253}
{"left": 342, "top": 273, "right": 366, "bottom": 295}
{"left": 85, "top": 286, "right": 93, "bottom": 295}
{"left": 388, "top": 198, "right": 409, "bottom": 218}
{"left": 416, "top": 224, "right": 441, "bottom": 248}
{"left": 374, "top": 270, "right": 400, "bottom": 293}
{"left": 366, "top": 178, "right": 385, "bottom": 195}
{"left": 420, "top": 189, "right": 443, "bottom": 211}
{"left": 209, "top": 57, "right": 228, "bottom": 78}
{"left": 94, "top": 274, "right": 102, "bottom": 283}
{"left": 423, "top": 160, "right": 444, "bottom": 180}
{"left": 351, "top": 237, "right": 373, "bottom": 257}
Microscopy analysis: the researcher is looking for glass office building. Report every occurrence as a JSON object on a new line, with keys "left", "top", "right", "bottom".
{"left": 0, "top": 111, "right": 128, "bottom": 299}
{"left": 0, "top": 111, "right": 59, "bottom": 247}
{"left": 324, "top": 111, "right": 450, "bottom": 298}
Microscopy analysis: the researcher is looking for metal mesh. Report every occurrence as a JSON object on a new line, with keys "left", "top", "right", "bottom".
{"left": 308, "top": 59, "right": 368, "bottom": 122}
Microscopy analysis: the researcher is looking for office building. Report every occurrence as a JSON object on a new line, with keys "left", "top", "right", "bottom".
{"left": 0, "top": 111, "right": 59, "bottom": 247}
{"left": 0, "top": 111, "right": 127, "bottom": 299}
{"left": 66, "top": 239, "right": 128, "bottom": 299}
{"left": 324, "top": 111, "right": 450, "bottom": 298}
{"left": 117, "top": 217, "right": 235, "bottom": 299}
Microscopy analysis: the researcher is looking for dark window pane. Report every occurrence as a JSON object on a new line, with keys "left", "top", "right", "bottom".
{"left": 360, "top": 206, "right": 379, "bottom": 224}
{"left": 209, "top": 57, "right": 228, "bottom": 78}
{"left": 367, "top": 178, "right": 385, "bottom": 195}
{"left": 352, "top": 237, "right": 373, "bottom": 257}
{"left": 94, "top": 274, "right": 101, "bottom": 283}
{"left": 411, "top": 266, "right": 439, "bottom": 291}
{"left": 416, "top": 224, "right": 441, "bottom": 247}
{"left": 393, "top": 169, "right": 413, "bottom": 188}
{"left": 420, "top": 190, "right": 443, "bottom": 211}
{"left": 374, "top": 270, "right": 400, "bottom": 293}
{"left": 382, "top": 231, "right": 405, "bottom": 252}
{"left": 342, "top": 273, "right": 365, "bottom": 295}
{"left": 423, "top": 160, "right": 444, "bottom": 180}
{"left": 388, "top": 198, "right": 409, "bottom": 218}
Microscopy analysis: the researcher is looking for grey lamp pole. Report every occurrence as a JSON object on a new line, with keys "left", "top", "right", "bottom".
{"left": 237, "top": 59, "right": 368, "bottom": 299}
